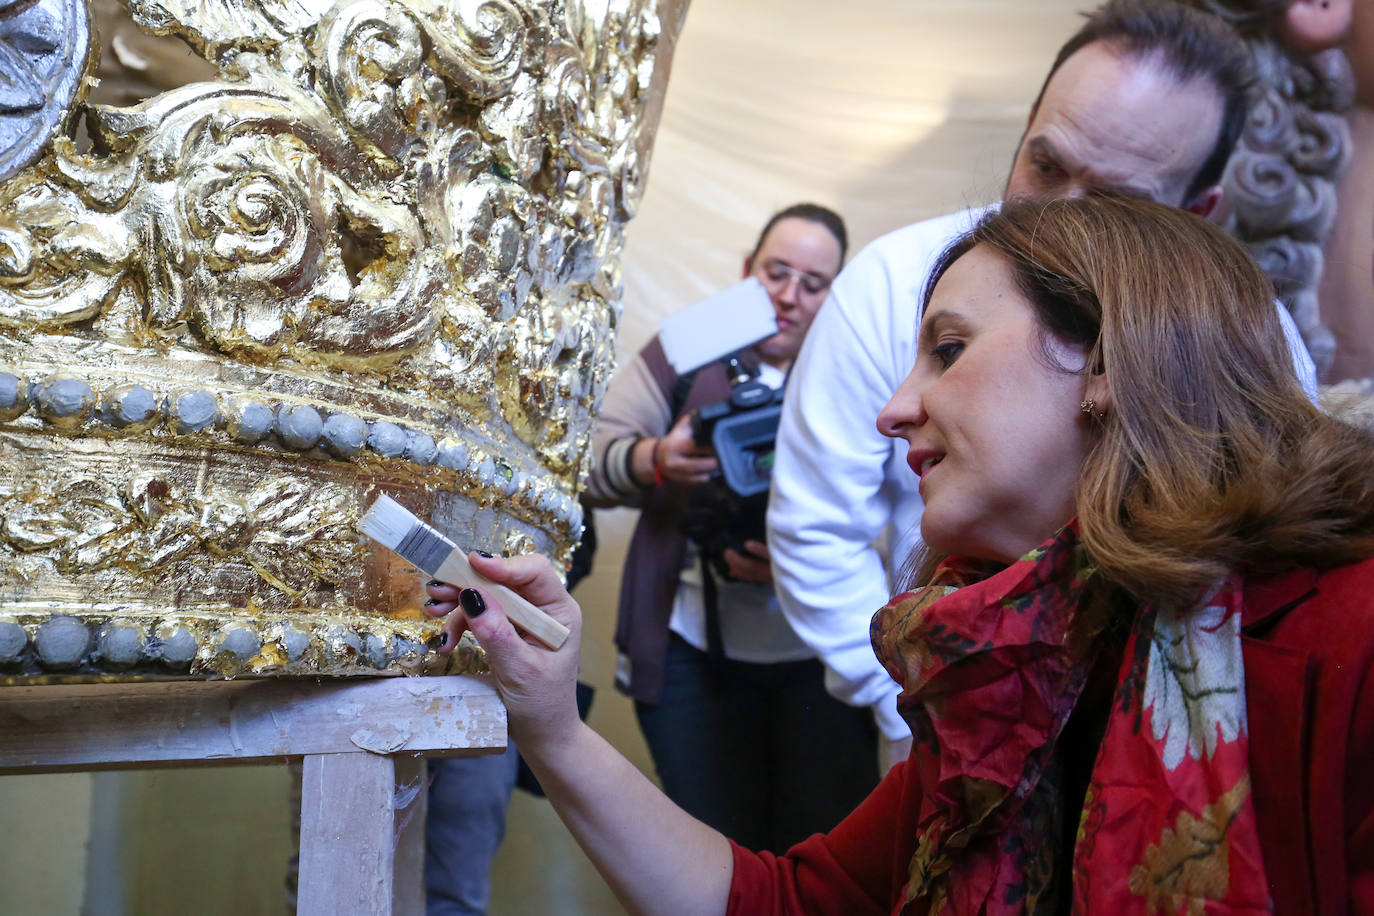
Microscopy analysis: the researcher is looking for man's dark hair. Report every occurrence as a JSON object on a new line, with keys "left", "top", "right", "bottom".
{"left": 748, "top": 203, "right": 848, "bottom": 266}
{"left": 1032, "top": 0, "right": 1253, "bottom": 205}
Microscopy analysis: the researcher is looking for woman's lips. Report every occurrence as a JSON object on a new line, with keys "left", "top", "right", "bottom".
{"left": 907, "top": 449, "right": 943, "bottom": 477}
{"left": 908, "top": 450, "right": 944, "bottom": 493}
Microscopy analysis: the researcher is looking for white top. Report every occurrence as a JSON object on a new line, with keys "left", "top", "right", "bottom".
{"left": 767, "top": 206, "right": 1320, "bottom": 740}
{"left": 668, "top": 362, "right": 816, "bottom": 664}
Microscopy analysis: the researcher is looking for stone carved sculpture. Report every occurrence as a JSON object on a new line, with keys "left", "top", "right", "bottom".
{"left": 1188, "top": 0, "right": 1354, "bottom": 376}
{"left": 0, "top": 0, "right": 688, "bottom": 678}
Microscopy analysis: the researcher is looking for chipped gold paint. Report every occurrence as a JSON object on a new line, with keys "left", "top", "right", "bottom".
{"left": 0, "top": 0, "right": 689, "bottom": 678}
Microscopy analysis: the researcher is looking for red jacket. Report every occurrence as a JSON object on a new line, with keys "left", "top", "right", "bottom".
{"left": 728, "top": 559, "right": 1374, "bottom": 915}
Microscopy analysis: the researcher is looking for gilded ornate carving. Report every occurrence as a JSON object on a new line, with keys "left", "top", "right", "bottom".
{"left": 0, "top": 0, "right": 689, "bottom": 677}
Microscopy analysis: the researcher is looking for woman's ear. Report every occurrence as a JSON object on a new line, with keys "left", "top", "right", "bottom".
{"left": 1082, "top": 372, "right": 1112, "bottom": 420}
{"left": 1277, "top": 0, "right": 1352, "bottom": 54}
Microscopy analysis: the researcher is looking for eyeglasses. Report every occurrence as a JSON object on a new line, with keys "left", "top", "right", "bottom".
{"left": 759, "top": 260, "right": 833, "bottom": 296}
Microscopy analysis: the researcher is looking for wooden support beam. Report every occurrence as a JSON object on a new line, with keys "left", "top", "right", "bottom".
{"left": 0, "top": 675, "right": 505, "bottom": 773}
{"left": 297, "top": 752, "right": 402, "bottom": 914}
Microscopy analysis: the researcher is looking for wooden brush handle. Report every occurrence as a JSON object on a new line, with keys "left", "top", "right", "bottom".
{"left": 432, "top": 550, "right": 570, "bottom": 650}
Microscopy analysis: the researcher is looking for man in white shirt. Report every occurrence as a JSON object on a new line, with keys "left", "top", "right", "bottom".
{"left": 768, "top": 0, "right": 1320, "bottom": 770}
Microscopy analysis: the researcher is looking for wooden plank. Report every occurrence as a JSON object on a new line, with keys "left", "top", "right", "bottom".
{"left": 391, "top": 755, "right": 427, "bottom": 916}
{"left": 0, "top": 675, "right": 506, "bottom": 773}
{"left": 297, "top": 751, "right": 398, "bottom": 915}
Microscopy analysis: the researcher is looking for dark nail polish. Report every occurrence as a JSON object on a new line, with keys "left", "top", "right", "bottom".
{"left": 424, "top": 598, "right": 439, "bottom": 607}
{"left": 426, "top": 633, "right": 444, "bottom": 650}
{"left": 459, "top": 588, "right": 486, "bottom": 617}
{"left": 427, "top": 579, "right": 443, "bottom": 588}
{"left": 476, "top": 550, "right": 494, "bottom": 559}
{"left": 439, "top": 631, "right": 449, "bottom": 647}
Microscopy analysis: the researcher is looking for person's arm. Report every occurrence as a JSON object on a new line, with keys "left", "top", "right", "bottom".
{"left": 428, "top": 555, "right": 734, "bottom": 915}
{"left": 528, "top": 725, "right": 734, "bottom": 915}
{"left": 584, "top": 343, "right": 717, "bottom": 509}
{"left": 426, "top": 556, "right": 916, "bottom": 914}
{"left": 767, "top": 233, "right": 926, "bottom": 746}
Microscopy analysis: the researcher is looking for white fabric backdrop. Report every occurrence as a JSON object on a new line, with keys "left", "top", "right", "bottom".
{"left": 617, "top": 0, "right": 1089, "bottom": 356}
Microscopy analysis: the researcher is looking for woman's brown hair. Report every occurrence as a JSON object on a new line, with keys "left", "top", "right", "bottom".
{"left": 915, "top": 196, "right": 1374, "bottom": 605}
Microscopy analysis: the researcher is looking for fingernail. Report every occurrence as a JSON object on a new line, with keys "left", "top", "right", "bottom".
{"left": 424, "top": 598, "right": 438, "bottom": 607}
{"left": 427, "top": 579, "right": 442, "bottom": 588}
{"left": 426, "top": 633, "right": 444, "bottom": 650}
{"left": 459, "top": 588, "right": 486, "bottom": 617}
{"left": 439, "top": 631, "right": 449, "bottom": 648}
{"left": 476, "top": 550, "right": 494, "bottom": 559}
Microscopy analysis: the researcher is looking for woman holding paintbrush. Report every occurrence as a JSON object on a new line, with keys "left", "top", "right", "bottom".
{"left": 425, "top": 196, "right": 1374, "bottom": 914}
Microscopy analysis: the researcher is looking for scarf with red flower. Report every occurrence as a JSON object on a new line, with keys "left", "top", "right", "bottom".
{"left": 869, "top": 522, "right": 1271, "bottom": 914}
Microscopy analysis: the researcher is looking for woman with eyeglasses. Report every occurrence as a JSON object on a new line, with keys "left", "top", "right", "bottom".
{"left": 426, "top": 196, "right": 1374, "bottom": 914}
{"left": 562, "top": 203, "right": 881, "bottom": 855}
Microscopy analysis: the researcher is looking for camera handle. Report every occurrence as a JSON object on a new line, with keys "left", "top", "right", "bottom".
{"left": 724, "top": 355, "right": 756, "bottom": 388}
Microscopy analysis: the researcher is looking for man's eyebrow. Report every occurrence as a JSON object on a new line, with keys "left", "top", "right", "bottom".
{"left": 1027, "top": 135, "right": 1155, "bottom": 201}
{"left": 1023, "top": 135, "right": 1062, "bottom": 164}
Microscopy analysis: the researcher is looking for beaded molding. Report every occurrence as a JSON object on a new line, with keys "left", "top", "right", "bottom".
{"left": 0, "top": 609, "right": 488, "bottom": 679}
{"left": 0, "top": 371, "right": 584, "bottom": 536}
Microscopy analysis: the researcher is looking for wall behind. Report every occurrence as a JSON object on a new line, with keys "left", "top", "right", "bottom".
{"left": 616, "top": 0, "right": 1087, "bottom": 354}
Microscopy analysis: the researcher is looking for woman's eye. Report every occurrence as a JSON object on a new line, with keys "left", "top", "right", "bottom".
{"left": 932, "top": 340, "right": 964, "bottom": 369}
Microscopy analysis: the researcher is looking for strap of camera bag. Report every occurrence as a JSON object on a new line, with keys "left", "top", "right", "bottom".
{"left": 654, "top": 345, "right": 751, "bottom": 665}
{"left": 698, "top": 554, "right": 727, "bottom": 662}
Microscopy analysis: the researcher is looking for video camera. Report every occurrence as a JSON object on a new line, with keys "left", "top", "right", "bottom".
{"left": 658, "top": 278, "right": 785, "bottom": 578}
{"left": 689, "top": 356, "right": 782, "bottom": 499}
{"left": 679, "top": 356, "right": 783, "bottom": 578}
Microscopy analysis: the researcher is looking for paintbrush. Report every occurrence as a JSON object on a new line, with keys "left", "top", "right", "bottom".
{"left": 359, "top": 494, "right": 570, "bottom": 650}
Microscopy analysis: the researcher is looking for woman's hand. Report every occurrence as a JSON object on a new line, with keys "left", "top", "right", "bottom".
{"left": 723, "top": 539, "right": 773, "bottom": 583}
{"left": 425, "top": 553, "right": 582, "bottom": 754}
{"left": 631, "top": 413, "right": 718, "bottom": 487}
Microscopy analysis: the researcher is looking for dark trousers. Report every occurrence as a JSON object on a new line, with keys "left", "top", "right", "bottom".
{"left": 424, "top": 745, "right": 520, "bottom": 915}
{"left": 635, "top": 633, "right": 879, "bottom": 853}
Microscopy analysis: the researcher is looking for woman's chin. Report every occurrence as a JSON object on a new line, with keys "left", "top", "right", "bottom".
{"left": 918, "top": 516, "right": 958, "bottom": 558}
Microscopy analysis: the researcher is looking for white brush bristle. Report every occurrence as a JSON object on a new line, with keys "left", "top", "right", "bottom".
{"left": 359, "top": 494, "right": 420, "bottom": 550}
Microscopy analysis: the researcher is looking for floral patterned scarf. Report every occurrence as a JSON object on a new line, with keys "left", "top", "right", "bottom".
{"left": 870, "top": 522, "right": 1272, "bottom": 914}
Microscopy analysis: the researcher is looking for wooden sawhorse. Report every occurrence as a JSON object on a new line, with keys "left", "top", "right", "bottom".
{"left": 0, "top": 675, "right": 506, "bottom": 915}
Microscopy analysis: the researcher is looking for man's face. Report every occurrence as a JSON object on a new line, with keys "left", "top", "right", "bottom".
{"left": 1004, "top": 42, "right": 1225, "bottom": 209}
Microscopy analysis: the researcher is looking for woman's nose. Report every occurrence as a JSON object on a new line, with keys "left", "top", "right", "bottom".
{"left": 876, "top": 371, "right": 925, "bottom": 438}
{"left": 772, "top": 275, "right": 802, "bottom": 307}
